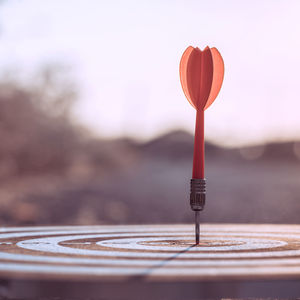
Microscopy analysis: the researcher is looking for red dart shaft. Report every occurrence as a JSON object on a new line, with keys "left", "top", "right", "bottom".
{"left": 192, "top": 109, "right": 204, "bottom": 179}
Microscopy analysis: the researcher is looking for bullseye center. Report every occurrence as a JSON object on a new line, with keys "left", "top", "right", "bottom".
{"left": 141, "top": 239, "right": 242, "bottom": 248}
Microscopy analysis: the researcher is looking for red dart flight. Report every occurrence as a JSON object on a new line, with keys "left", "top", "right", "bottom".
{"left": 179, "top": 46, "right": 224, "bottom": 244}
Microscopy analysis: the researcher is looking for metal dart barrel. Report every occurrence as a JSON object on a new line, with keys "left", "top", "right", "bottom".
{"left": 190, "top": 178, "right": 206, "bottom": 244}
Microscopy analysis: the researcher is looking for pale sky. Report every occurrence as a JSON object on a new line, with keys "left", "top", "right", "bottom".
{"left": 0, "top": 0, "right": 300, "bottom": 146}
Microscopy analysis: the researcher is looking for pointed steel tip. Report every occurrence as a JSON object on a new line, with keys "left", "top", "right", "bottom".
{"left": 195, "top": 211, "right": 200, "bottom": 245}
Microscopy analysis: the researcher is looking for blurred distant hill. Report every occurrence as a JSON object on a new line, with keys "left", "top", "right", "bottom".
{"left": 142, "top": 130, "right": 300, "bottom": 163}
{"left": 0, "top": 72, "right": 300, "bottom": 226}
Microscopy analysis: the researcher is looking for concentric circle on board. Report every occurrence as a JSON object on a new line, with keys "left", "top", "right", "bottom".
{"left": 1, "top": 224, "right": 300, "bottom": 279}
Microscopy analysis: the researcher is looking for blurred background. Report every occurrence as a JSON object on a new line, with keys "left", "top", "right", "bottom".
{"left": 0, "top": 0, "right": 299, "bottom": 226}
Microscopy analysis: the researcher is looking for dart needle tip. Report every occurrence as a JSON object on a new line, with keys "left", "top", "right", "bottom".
{"left": 195, "top": 211, "right": 200, "bottom": 245}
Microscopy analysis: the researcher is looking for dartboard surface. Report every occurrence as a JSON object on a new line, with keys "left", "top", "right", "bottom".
{"left": 2, "top": 224, "right": 300, "bottom": 299}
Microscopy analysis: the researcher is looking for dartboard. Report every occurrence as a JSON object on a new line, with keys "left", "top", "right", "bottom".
{"left": 1, "top": 224, "right": 300, "bottom": 299}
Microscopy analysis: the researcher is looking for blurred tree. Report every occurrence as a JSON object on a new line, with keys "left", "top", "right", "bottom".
{"left": 0, "top": 66, "right": 80, "bottom": 178}
{"left": 32, "top": 64, "right": 77, "bottom": 118}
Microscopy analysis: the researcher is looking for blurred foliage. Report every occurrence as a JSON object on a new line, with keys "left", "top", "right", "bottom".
{"left": 0, "top": 65, "right": 141, "bottom": 226}
{"left": 0, "top": 66, "right": 80, "bottom": 178}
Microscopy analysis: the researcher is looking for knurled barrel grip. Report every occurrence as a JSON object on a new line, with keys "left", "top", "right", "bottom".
{"left": 190, "top": 178, "right": 206, "bottom": 211}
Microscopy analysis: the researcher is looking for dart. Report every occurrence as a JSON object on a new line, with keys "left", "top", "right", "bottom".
{"left": 179, "top": 46, "right": 224, "bottom": 244}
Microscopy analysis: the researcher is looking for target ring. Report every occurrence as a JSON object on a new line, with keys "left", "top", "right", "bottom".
{"left": 0, "top": 224, "right": 300, "bottom": 280}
